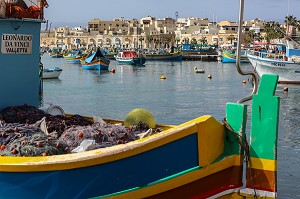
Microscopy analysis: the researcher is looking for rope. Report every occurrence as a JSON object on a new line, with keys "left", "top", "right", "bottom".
{"left": 222, "top": 118, "right": 258, "bottom": 198}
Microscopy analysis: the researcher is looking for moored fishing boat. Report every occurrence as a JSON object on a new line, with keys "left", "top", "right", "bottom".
{"left": 0, "top": 1, "right": 280, "bottom": 199}
{"left": 247, "top": 39, "right": 300, "bottom": 84}
{"left": 63, "top": 50, "right": 84, "bottom": 63}
{"left": 144, "top": 51, "right": 182, "bottom": 61}
{"left": 115, "top": 51, "right": 146, "bottom": 65}
{"left": 81, "top": 48, "right": 110, "bottom": 70}
{"left": 222, "top": 48, "right": 249, "bottom": 63}
{"left": 43, "top": 67, "right": 62, "bottom": 79}
{"left": 182, "top": 44, "right": 217, "bottom": 55}
{"left": 50, "top": 52, "right": 63, "bottom": 58}
{"left": 50, "top": 48, "right": 63, "bottom": 58}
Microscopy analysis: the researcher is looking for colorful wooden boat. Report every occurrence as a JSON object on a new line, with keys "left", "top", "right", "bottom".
{"left": 50, "top": 48, "right": 63, "bottom": 58}
{"left": 0, "top": 74, "right": 279, "bottom": 199}
{"left": 115, "top": 51, "right": 146, "bottom": 65}
{"left": 222, "top": 49, "right": 249, "bottom": 63}
{"left": 63, "top": 50, "right": 83, "bottom": 63}
{"left": 0, "top": 2, "right": 280, "bottom": 198}
{"left": 182, "top": 44, "right": 217, "bottom": 60}
{"left": 144, "top": 51, "right": 183, "bottom": 61}
{"left": 81, "top": 48, "right": 110, "bottom": 70}
{"left": 50, "top": 52, "right": 63, "bottom": 58}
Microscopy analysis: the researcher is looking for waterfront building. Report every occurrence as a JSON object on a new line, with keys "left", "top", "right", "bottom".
{"left": 40, "top": 16, "right": 270, "bottom": 50}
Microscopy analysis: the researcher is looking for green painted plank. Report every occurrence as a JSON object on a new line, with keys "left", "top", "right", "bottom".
{"left": 250, "top": 74, "right": 279, "bottom": 160}
{"left": 223, "top": 103, "right": 247, "bottom": 156}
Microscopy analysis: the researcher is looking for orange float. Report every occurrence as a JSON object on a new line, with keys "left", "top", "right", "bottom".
{"left": 26, "top": 6, "right": 40, "bottom": 19}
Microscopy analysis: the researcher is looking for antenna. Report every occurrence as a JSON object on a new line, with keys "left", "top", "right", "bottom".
{"left": 175, "top": 11, "right": 179, "bottom": 22}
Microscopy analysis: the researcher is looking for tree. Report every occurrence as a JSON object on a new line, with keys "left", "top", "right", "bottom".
{"left": 161, "top": 34, "right": 173, "bottom": 48}
{"left": 247, "top": 30, "right": 255, "bottom": 41}
{"left": 191, "top": 37, "right": 197, "bottom": 45}
{"left": 146, "top": 34, "right": 154, "bottom": 49}
{"left": 176, "top": 37, "right": 181, "bottom": 46}
{"left": 285, "top": 15, "right": 297, "bottom": 27}
{"left": 139, "top": 37, "right": 144, "bottom": 49}
{"left": 263, "top": 21, "right": 284, "bottom": 42}
{"left": 198, "top": 37, "right": 207, "bottom": 45}
{"left": 227, "top": 34, "right": 236, "bottom": 44}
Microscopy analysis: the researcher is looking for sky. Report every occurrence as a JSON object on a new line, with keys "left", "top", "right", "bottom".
{"left": 42, "top": 0, "right": 300, "bottom": 29}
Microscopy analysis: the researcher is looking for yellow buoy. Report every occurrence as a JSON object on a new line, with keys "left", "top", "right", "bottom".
{"left": 160, "top": 75, "right": 166, "bottom": 80}
{"left": 243, "top": 80, "right": 246, "bottom": 84}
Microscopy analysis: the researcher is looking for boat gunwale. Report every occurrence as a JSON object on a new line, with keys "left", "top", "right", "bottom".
{"left": 0, "top": 115, "right": 216, "bottom": 172}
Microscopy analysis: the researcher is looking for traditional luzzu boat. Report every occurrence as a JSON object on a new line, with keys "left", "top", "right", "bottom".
{"left": 222, "top": 48, "right": 249, "bottom": 63}
{"left": 182, "top": 43, "right": 217, "bottom": 60}
{"left": 63, "top": 50, "right": 84, "bottom": 63}
{"left": 81, "top": 48, "right": 110, "bottom": 70}
{"left": 0, "top": 1, "right": 279, "bottom": 198}
{"left": 50, "top": 48, "right": 63, "bottom": 58}
{"left": 144, "top": 50, "right": 183, "bottom": 61}
{"left": 115, "top": 51, "right": 146, "bottom": 65}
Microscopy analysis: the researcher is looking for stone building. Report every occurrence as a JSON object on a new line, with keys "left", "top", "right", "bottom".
{"left": 40, "top": 16, "right": 267, "bottom": 50}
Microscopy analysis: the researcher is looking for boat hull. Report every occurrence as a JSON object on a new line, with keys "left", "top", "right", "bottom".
{"left": 82, "top": 58, "right": 110, "bottom": 70}
{"left": 247, "top": 54, "right": 300, "bottom": 84}
{"left": 0, "top": 75, "right": 279, "bottom": 199}
{"left": 64, "top": 56, "right": 82, "bottom": 63}
{"left": 50, "top": 54, "right": 63, "bottom": 58}
{"left": 43, "top": 68, "right": 62, "bottom": 79}
{"left": 116, "top": 57, "right": 146, "bottom": 65}
{"left": 0, "top": 115, "right": 243, "bottom": 199}
{"left": 222, "top": 50, "right": 249, "bottom": 63}
{"left": 144, "top": 53, "right": 182, "bottom": 61}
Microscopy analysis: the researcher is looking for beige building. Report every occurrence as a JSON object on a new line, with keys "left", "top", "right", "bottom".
{"left": 88, "top": 18, "right": 129, "bottom": 36}
{"left": 40, "top": 17, "right": 267, "bottom": 49}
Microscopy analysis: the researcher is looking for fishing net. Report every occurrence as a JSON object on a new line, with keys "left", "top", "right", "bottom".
{"left": 0, "top": 121, "right": 68, "bottom": 156}
{"left": 59, "top": 123, "right": 137, "bottom": 151}
{"left": 0, "top": 105, "right": 162, "bottom": 157}
{"left": 1, "top": 105, "right": 93, "bottom": 136}
{"left": 0, "top": 104, "right": 46, "bottom": 124}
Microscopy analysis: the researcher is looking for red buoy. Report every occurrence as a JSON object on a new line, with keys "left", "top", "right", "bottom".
{"left": 284, "top": 87, "right": 288, "bottom": 92}
{"left": 111, "top": 69, "right": 116, "bottom": 73}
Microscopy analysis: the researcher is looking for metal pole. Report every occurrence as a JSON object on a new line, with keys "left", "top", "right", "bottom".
{"left": 236, "top": 0, "right": 259, "bottom": 103}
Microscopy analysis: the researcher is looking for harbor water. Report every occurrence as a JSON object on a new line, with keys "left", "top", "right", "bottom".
{"left": 41, "top": 54, "right": 299, "bottom": 198}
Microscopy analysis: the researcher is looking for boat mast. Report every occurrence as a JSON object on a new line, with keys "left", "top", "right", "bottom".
{"left": 236, "top": 0, "right": 259, "bottom": 103}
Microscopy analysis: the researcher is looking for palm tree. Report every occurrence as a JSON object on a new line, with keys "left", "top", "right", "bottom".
{"left": 155, "top": 39, "right": 160, "bottom": 49}
{"left": 191, "top": 38, "right": 197, "bottom": 45}
{"left": 227, "top": 34, "right": 236, "bottom": 44}
{"left": 247, "top": 30, "right": 255, "bottom": 41}
{"left": 263, "top": 21, "right": 284, "bottom": 42}
{"left": 296, "top": 20, "right": 300, "bottom": 31}
{"left": 146, "top": 35, "right": 154, "bottom": 49}
{"left": 285, "top": 15, "right": 297, "bottom": 27}
{"left": 139, "top": 37, "right": 144, "bottom": 49}
{"left": 198, "top": 37, "right": 207, "bottom": 45}
{"left": 176, "top": 37, "right": 181, "bottom": 46}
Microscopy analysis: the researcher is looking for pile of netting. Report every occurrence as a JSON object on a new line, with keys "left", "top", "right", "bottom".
{"left": 0, "top": 105, "right": 161, "bottom": 157}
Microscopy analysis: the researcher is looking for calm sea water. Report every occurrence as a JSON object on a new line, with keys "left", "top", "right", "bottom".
{"left": 41, "top": 54, "right": 299, "bottom": 198}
